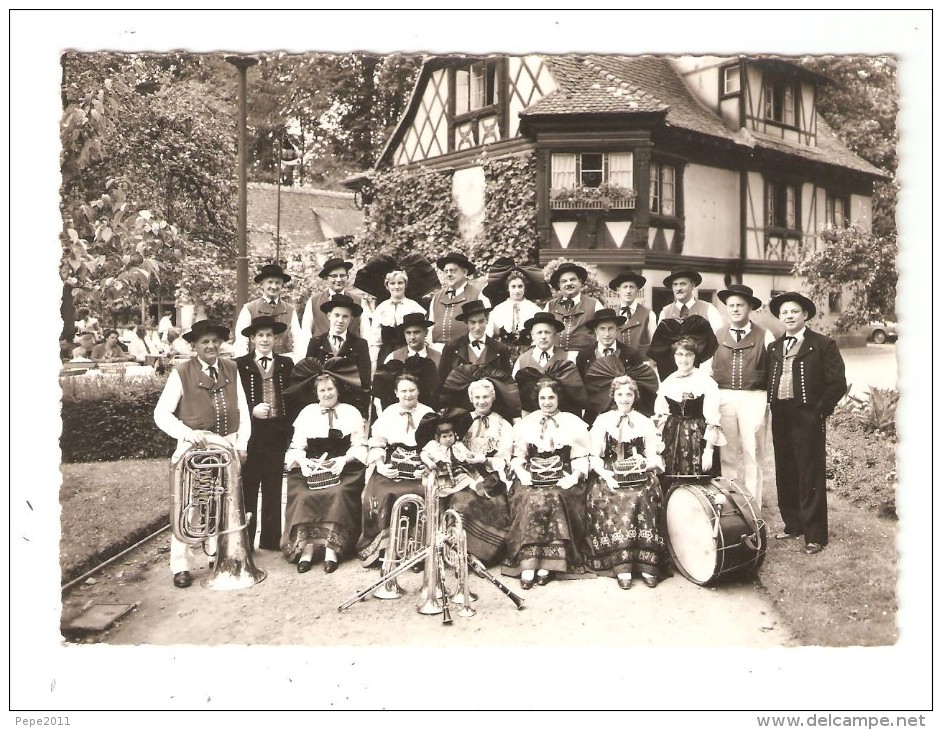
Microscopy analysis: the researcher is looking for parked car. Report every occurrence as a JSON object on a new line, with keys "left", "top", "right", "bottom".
{"left": 850, "top": 321, "right": 898, "bottom": 344}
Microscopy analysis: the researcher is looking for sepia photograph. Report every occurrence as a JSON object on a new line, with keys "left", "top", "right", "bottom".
{"left": 8, "top": 8, "right": 931, "bottom": 720}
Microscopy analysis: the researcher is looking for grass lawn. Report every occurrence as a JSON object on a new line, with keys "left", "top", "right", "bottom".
{"left": 59, "top": 458, "right": 169, "bottom": 583}
{"left": 757, "top": 411, "right": 898, "bottom": 646}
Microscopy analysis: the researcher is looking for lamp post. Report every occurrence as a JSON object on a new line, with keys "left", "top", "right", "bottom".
{"left": 225, "top": 55, "right": 258, "bottom": 311}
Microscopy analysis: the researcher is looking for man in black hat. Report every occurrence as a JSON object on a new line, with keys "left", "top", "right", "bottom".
{"left": 383, "top": 312, "right": 440, "bottom": 367}
{"left": 233, "top": 263, "right": 303, "bottom": 362}
{"left": 658, "top": 268, "right": 723, "bottom": 331}
{"left": 436, "top": 300, "right": 511, "bottom": 396}
{"left": 767, "top": 291, "right": 846, "bottom": 555}
{"left": 545, "top": 261, "right": 604, "bottom": 355}
{"left": 300, "top": 257, "right": 364, "bottom": 351}
{"left": 609, "top": 271, "right": 656, "bottom": 353}
{"left": 712, "top": 284, "right": 775, "bottom": 506}
{"left": 575, "top": 308, "right": 659, "bottom": 421}
{"left": 235, "top": 316, "right": 295, "bottom": 551}
{"left": 429, "top": 252, "right": 490, "bottom": 350}
{"left": 305, "top": 294, "right": 372, "bottom": 399}
{"left": 154, "top": 320, "right": 251, "bottom": 588}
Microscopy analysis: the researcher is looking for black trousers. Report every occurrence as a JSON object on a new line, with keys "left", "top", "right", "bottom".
{"left": 770, "top": 400, "right": 828, "bottom": 545}
{"left": 242, "top": 421, "right": 290, "bottom": 550}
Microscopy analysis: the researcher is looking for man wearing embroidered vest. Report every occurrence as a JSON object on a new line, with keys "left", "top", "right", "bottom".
{"left": 233, "top": 263, "right": 304, "bottom": 362}
{"left": 437, "top": 300, "right": 512, "bottom": 398}
{"left": 767, "top": 291, "right": 846, "bottom": 556}
{"left": 154, "top": 320, "right": 251, "bottom": 588}
{"left": 658, "top": 267, "right": 724, "bottom": 331}
{"left": 299, "top": 257, "right": 364, "bottom": 355}
{"left": 576, "top": 308, "right": 659, "bottom": 422}
{"left": 544, "top": 262, "right": 603, "bottom": 357}
{"left": 305, "top": 294, "right": 372, "bottom": 406}
{"left": 712, "top": 284, "right": 775, "bottom": 507}
{"left": 609, "top": 271, "right": 656, "bottom": 356}
{"left": 429, "top": 253, "right": 490, "bottom": 352}
{"left": 235, "top": 316, "right": 295, "bottom": 551}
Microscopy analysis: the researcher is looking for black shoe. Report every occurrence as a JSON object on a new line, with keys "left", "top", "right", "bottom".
{"left": 617, "top": 576, "right": 633, "bottom": 590}
{"left": 297, "top": 560, "right": 313, "bottom": 574}
{"left": 805, "top": 542, "right": 825, "bottom": 555}
{"left": 642, "top": 574, "right": 658, "bottom": 588}
{"left": 173, "top": 571, "right": 192, "bottom": 588}
{"left": 536, "top": 571, "right": 553, "bottom": 586}
{"left": 323, "top": 560, "right": 338, "bottom": 574}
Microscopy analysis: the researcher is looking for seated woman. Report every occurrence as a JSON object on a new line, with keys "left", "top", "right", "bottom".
{"left": 504, "top": 376, "right": 590, "bottom": 589}
{"left": 91, "top": 329, "right": 135, "bottom": 363}
{"left": 586, "top": 376, "right": 665, "bottom": 590}
{"left": 166, "top": 327, "right": 193, "bottom": 357}
{"left": 356, "top": 373, "right": 434, "bottom": 567}
{"left": 654, "top": 336, "right": 726, "bottom": 479}
{"left": 451, "top": 379, "right": 514, "bottom": 567}
{"left": 282, "top": 371, "right": 368, "bottom": 574}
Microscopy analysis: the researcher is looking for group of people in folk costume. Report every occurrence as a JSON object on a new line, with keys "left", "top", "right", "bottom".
{"left": 154, "top": 252, "right": 846, "bottom": 591}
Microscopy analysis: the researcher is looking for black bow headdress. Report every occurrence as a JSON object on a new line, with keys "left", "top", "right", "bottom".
{"left": 514, "top": 359, "right": 587, "bottom": 415}
{"left": 353, "top": 253, "right": 439, "bottom": 303}
{"left": 647, "top": 314, "right": 719, "bottom": 378}
{"left": 482, "top": 257, "right": 553, "bottom": 305}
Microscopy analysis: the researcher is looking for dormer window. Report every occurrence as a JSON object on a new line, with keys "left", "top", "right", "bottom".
{"left": 551, "top": 152, "right": 633, "bottom": 189}
{"left": 456, "top": 60, "right": 498, "bottom": 116}
{"left": 722, "top": 65, "right": 741, "bottom": 95}
{"left": 763, "top": 76, "right": 798, "bottom": 127}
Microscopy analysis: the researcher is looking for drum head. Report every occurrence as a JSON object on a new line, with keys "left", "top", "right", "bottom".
{"left": 665, "top": 485, "right": 717, "bottom": 585}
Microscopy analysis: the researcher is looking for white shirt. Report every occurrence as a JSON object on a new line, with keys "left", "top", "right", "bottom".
{"left": 285, "top": 402, "right": 368, "bottom": 468}
{"left": 233, "top": 299, "right": 304, "bottom": 362}
{"left": 487, "top": 298, "right": 541, "bottom": 337}
{"left": 384, "top": 347, "right": 430, "bottom": 364}
{"left": 153, "top": 358, "right": 251, "bottom": 451}
{"left": 255, "top": 351, "right": 275, "bottom": 371}
{"left": 782, "top": 326, "right": 807, "bottom": 351}
{"left": 512, "top": 346, "right": 556, "bottom": 376}
{"left": 544, "top": 293, "right": 605, "bottom": 313}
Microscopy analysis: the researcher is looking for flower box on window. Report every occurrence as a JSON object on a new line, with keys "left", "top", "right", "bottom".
{"left": 550, "top": 184, "right": 637, "bottom": 211}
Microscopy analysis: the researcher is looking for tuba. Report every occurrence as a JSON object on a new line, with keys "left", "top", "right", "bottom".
{"left": 170, "top": 433, "right": 266, "bottom": 590}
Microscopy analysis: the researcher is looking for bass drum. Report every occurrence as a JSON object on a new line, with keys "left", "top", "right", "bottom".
{"left": 664, "top": 476, "right": 767, "bottom": 586}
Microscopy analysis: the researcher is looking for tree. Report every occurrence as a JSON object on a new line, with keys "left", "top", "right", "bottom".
{"left": 794, "top": 225, "right": 897, "bottom": 331}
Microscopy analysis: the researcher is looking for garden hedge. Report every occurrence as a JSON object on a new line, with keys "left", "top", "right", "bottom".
{"left": 60, "top": 386, "right": 175, "bottom": 463}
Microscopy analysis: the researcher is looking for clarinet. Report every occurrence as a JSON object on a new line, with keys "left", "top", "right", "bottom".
{"left": 466, "top": 554, "right": 525, "bottom": 610}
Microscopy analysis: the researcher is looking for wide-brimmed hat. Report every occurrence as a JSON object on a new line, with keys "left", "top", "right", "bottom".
{"left": 769, "top": 291, "right": 817, "bottom": 319}
{"left": 455, "top": 300, "right": 492, "bottom": 322}
{"left": 549, "top": 262, "right": 588, "bottom": 290}
{"left": 240, "top": 315, "right": 288, "bottom": 338}
{"left": 183, "top": 319, "right": 230, "bottom": 343}
{"left": 319, "top": 293, "right": 364, "bottom": 317}
{"left": 608, "top": 271, "right": 647, "bottom": 290}
{"left": 437, "top": 252, "right": 477, "bottom": 276}
{"left": 718, "top": 284, "right": 762, "bottom": 311}
{"left": 415, "top": 407, "right": 473, "bottom": 448}
{"left": 397, "top": 312, "right": 435, "bottom": 332}
{"left": 582, "top": 308, "right": 627, "bottom": 331}
{"left": 663, "top": 268, "right": 702, "bottom": 287}
{"left": 523, "top": 311, "right": 564, "bottom": 333}
{"left": 318, "top": 257, "right": 354, "bottom": 279}
{"left": 254, "top": 263, "right": 291, "bottom": 284}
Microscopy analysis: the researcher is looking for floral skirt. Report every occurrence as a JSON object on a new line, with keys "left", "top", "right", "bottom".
{"left": 356, "top": 473, "right": 425, "bottom": 567}
{"left": 661, "top": 415, "right": 706, "bottom": 476}
{"left": 502, "top": 480, "right": 588, "bottom": 577}
{"left": 584, "top": 471, "right": 664, "bottom": 577}
{"left": 281, "top": 466, "right": 365, "bottom": 562}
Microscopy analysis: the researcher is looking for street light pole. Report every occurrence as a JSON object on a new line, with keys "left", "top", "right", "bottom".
{"left": 225, "top": 55, "right": 258, "bottom": 312}
{"left": 276, "top": 134, "right": 282, "bottom": 265}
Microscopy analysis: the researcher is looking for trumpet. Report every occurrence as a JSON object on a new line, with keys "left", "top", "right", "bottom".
{"left": 170, "top": 433, "right": 266, "bottom": 590}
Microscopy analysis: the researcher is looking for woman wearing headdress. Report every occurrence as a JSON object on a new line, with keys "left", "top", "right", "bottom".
{"left": 356, "top": 372, "right": 435, "bottom": 567}
{"left": 585, "top": 375, "right": 665, "bottom": 589}
{"left": 281, "top": 368, "right": 367, "bottom": 575}
{"left": 503, "top": 376, "right": 590, "bottom": 589}
{"left": 483, "top": 258, "right": 550, "bottom": 361}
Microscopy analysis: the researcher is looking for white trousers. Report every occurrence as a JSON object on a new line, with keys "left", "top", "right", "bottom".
{"left": 717, "top": 389, "right": 768, "bottom": 507}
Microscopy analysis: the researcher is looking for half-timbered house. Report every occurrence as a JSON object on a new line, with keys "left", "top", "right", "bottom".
{"left": 354, "top": 54, "right": 885, "bottom": 315}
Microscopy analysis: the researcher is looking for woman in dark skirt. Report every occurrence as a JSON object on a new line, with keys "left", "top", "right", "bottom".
{"left": 356, "top": 373, "right": 434, "bottom": 567}
{"left": 586, "top": 375, "right": 665, "bottom": 589}
{"left": 503, "top": 377, "right": 590, "bottom": 589}
{"left": 653, "top": 337, "right": 725, "bottom": 478}
{"left": 282, "top": 372, "right": 368, "bottom": 574}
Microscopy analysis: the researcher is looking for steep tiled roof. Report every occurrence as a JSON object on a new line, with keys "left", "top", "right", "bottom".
{"left": 247, "top": 184, "right": 363, "bottom": 244}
